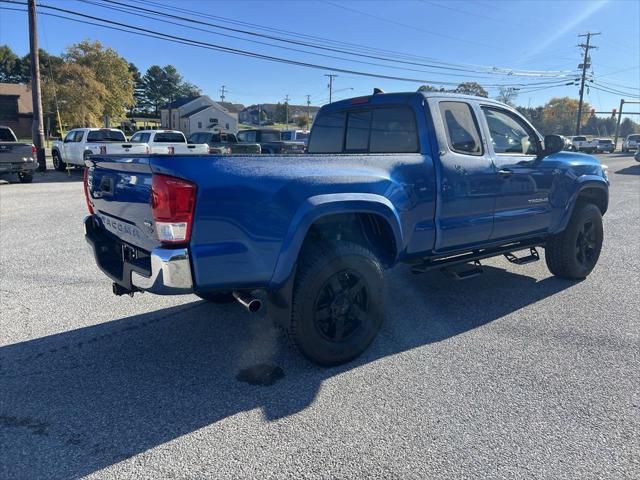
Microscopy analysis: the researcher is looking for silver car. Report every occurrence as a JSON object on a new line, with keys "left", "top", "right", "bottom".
{"left": 622, "top": 134, "right": 640, "bottom": 152}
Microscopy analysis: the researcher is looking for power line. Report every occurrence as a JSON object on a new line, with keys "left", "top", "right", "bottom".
{"left": 321, "top": 0, "right": 503, "bottom": 51}
{"left": 95, "top": 0, "right": 572, "bottom": 79}
{"left": 0, "top": 2, "right": 573, "bottom": 89}
{"left": 80, "top": 0, "right": 564, "bottom": 82}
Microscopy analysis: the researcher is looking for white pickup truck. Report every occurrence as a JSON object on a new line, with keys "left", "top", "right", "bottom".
{"left": 129, "top": 130, "right": 208, "bottom": 154}
{"left": 52, "top": 128, "right": 148, "bottom": 171}
{"left": 569, "top": 136, "right": 598, "bottom": 153}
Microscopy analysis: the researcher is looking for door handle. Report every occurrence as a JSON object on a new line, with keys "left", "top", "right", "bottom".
{"left": 498, "top": 168, "right": 513, "bottom": 178}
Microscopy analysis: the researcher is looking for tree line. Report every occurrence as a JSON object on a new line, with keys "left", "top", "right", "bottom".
{"left": 0, "top": 41, "right": 201, "bottom": 129}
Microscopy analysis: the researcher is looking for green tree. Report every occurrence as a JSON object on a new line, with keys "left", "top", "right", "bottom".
{"left": 454, "top": 82, "right": 488, "bottom": 98}
{"left": 620, "top": 117, "right": 639, "bottom": 137}
{"left": 541, "top": 97, "right": 590, "bottom": 136}
{"left": 0, "top": 45, "right": 21, "bottom": 82}
{"left": 296, "top": 116, "right": 309, "bottom": 128}
{"left": 42, "top": 63, "right": 108, "bottom": 127}
{"left": 141, "top": 65, "right": 201, "bottom": 115}
{"left": 63, "top": 40, "right": 134, "bottom": 122}
{"left": 273, "top": 102, "right": 292, "bottom": 123}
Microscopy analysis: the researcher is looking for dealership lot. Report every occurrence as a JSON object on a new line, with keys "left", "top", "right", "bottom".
{"left": 1, "top": 154, "right": 638, "bottom": 479}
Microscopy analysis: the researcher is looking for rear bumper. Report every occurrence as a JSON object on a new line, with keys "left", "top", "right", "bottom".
{"left": 84, "top": 215, "right": 193, "bottom": 295}
{"left": 0, "top": 159, "right": 38, "bottom": 174}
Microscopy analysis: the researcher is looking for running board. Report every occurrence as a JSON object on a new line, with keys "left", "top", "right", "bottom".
{"left": 441, "top": 260, "right": 483, "bottom": 280}
{"left": 411, "top": 239, "right": 544, "bottom": 275}
{"left": 504, "top": 247, "right": 540, "bottom": 265}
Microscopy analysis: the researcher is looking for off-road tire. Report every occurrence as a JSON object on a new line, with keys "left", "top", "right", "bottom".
{"left": 18, "top": 172, "right": 33, "bottom": 183}
{"left": 545, "top": 202, "right": 603, "bottom": 279}
{"left": 52, "top": 151, "right": 66, "bottom": 172}
{"left": 289, "top": 241, "right": 385, "bottom": 366}
{"left": 196, "top": 292, "right": 236, "bottom": 303}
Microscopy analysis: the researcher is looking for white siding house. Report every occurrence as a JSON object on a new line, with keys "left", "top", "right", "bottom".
{"left": 180, "top": 105, "right": 238, "bottom": 134}
{"left": 160, "top": 95, "right": 239, "bottom": 135}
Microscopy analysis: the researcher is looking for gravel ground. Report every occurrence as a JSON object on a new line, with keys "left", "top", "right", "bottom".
{"left": 1, "top": 154, "right": 638, "bottom": 479}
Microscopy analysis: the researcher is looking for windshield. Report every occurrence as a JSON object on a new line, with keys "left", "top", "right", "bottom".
{"left": 0, "top": 128, "right": 17, "bottom": 142}
{"left": 629, "top": 135, "right": 640, "bottom": 141}
{"left": 598, "top": 139, "right": 612, "bottom": 144}
{"left": 574, "top": 136, "right": 586, "bottom": 141}
{"left": 86, "top": 130, "right": 126, "bottom": 142}
{"left": 154, "top": 132, "right": 186, "bottom": 143}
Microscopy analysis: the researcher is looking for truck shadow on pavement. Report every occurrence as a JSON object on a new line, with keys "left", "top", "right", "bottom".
{"left": 0, "top": 265, "right": 576, "bottom": 479}
{"left": 615, "top": 164, "right": 640, "bottom": 175}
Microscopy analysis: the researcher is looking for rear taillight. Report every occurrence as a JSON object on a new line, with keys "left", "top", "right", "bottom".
{"left": 151, "top": 174, "right": 196, "bottom": 244}
{"left": 31, "top": 145, "right": 36, "bottom": 157}
{"left": 83, "top": 167, "right": 94, "bottom": 214}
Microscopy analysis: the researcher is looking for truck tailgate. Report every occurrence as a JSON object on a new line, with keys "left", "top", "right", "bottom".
{"left": 87, "top": 155, "right": 158, "bottom": 252}
{"left": 0, "top": 143, "right": 33, "bottom": 164}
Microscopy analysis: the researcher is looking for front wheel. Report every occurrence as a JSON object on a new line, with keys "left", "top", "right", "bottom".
{"left": 545, "top": 202, "right": 603, "bottom": 279}
{"left": 52, "top": 151, "right": 66, "bottom": 172}
{"left": 288, "top": 241, "right": 385, "bottom": 366}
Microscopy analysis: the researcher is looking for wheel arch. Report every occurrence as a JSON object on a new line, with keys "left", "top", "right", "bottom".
{"left": 552, "top": 178, "right": 608, "bottom": 234}
{"left": 268, "top": 194, "right": 403, "bottom": 289}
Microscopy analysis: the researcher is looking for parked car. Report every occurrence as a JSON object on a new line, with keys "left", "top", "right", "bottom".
{"left": 595, "top": 138, "right": 615, "bottom": 153}
{"left": 187, "top": 131, "right": 261, "bottom": 154}
{"left": 281, "top": 129, "right": 310, "bottom": 146}
{"left": 0, "top": 126, "right": 38, "bottom": 183}
{"left": 83, "top": 91, "right": 608, "bottom": 366}
{"left": 129, "top": 130, "right": 209, "bottom": 154}
{"left": 622, "top": 134, "right": 640, "bottom": 152}
{"left": 237, "top": 128, "right": 305, "bottom": 154}
{"left": 561, "top": 135, "right": 573, "bottom": 151}
{"left": 52, "top": 128, "right": 149, "bottom": 171}
{"left": 569, "top": 136, "right": 598, "bottom": 153}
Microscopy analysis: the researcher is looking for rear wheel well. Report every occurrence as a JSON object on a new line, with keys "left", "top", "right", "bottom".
{"left": 577, "top": 187, "right": 607, "bottom": 215}
{"left": 302, "top": 213, "right": 397, "bottom": 267}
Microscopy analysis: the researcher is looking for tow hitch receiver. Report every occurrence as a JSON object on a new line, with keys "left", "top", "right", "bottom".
{"left": 442, "top": 260, "right": 483, "bottom": 280}
{"left": 504, "top": 247, "right": 540, "bottom": 265}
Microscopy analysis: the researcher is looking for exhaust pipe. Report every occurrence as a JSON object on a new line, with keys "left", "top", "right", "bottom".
{"left": 233, "top": 291, "right": 263, "bottom": 313}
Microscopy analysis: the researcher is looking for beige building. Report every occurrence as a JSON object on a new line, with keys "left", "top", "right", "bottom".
{"left": 0, "top": 83, "right": 33, "bottom": 138}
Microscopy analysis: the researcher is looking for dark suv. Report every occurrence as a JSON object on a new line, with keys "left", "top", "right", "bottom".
{"left": 236, "top": 129, "right": 305, "bottom": 154}
{"left": 188, "top": 132, "right": 261, "bottom": 154}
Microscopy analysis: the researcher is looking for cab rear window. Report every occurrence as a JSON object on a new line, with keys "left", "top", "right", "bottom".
{"left": 86, "top": 130, "right": 126, "bottom": 142}
{"left": 308, "top": 106, "right": 418, "bottom": 154}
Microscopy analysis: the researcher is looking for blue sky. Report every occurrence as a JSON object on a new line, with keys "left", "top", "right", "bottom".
{"left": 1, "top": 0, "right": 638, "bottom": 112}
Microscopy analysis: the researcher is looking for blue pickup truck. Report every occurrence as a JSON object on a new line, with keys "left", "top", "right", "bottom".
{"left": 83, "top": 91, "right": 609, "bottom": 365}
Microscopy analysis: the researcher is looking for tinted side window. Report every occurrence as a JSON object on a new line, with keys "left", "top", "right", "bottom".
{"left": 73, "top": 131, "right": 85, "bottom": 142}
{"left": 483, "top": 107, "right": 539, "bottom": 155}
{"left": 369, "top": 107, "right": 418, "bottom": 153}
{"left": 345, "top": 110, "right": 371, "bottom": 152}
{"left": 439, "top": 102, "right": 483, "bottom": 156}
{"left": 308, "top": 111, "right": 346, "bottom": 153}
{"left": 281, "top": 132, "right": 292, "bottom": 141}
{"left": 130, "top": 133, "right": 142, "bottom": 143}
{"left": 238, "top": 131, "right": 257, "bottom": 142}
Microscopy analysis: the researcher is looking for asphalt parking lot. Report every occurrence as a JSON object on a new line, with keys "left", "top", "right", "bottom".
{"left": 1, "top": 153, "right": 638, "bottom": 479}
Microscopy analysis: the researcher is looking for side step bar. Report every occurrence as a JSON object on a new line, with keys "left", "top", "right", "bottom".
{"left": 504, "top": 247, "right": 540, "bottom": 265}
{"left": 411, "top": 240, "right": 543, "bottom": 275}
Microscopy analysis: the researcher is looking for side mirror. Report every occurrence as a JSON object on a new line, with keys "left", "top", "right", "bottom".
{"left": 543, "top": 134, "right": 564, "bottom": 155}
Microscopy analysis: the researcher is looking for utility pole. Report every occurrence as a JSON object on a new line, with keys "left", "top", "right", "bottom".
{"left": 28, "top": 0, "right": 46, "bottom": 172}
{"left": 613, "top": 98, "right": 625, "bottom": 149}
{"left": 284, "top": 94, "right": 290, "bottom": 127}
{"left": 575, "top": 32, "right": 600, "bottom": 136}
{"left": 306, "top": 94, "right": 311, "bottom": 127}
{"left": 220, "top": 85, "right": 226, "bottom": 102}
{"left": 325, "top": 74, "right": 337, "bottom": 103}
